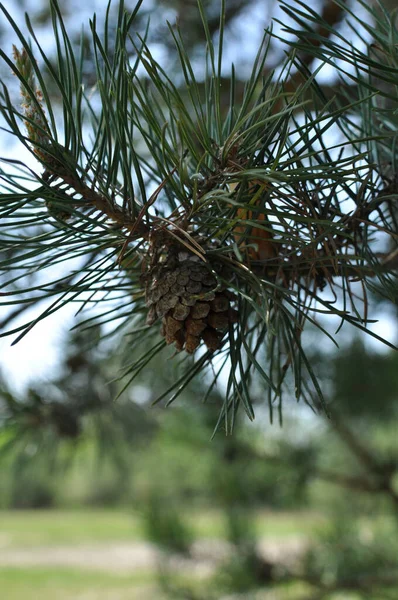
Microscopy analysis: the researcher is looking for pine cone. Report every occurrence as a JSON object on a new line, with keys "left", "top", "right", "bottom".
{"left": 144, "top": 242, "right": 237, "bottom": 354}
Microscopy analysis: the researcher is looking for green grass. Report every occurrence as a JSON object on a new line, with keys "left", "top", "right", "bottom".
{"left": 193, "top": 509, "right": 325, "bottom": 539}
{"left": 0, "top": 509, "right": 143, "bottom": 548}
{"left": 0, "top": 509, "right": 327, "bottom": 600}
{"left": 0, "top": 567, "right": 159, "bottom": 600}
{"left": 0, "top": 508, "right": 324, "bottom": 548}
{"left": 0, "top": 566, "right": 320, "bottom": 600}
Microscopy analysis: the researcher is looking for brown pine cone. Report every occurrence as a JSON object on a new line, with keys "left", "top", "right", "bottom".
{"left": 144, "top": 243, "right": 237, "bottom": 353}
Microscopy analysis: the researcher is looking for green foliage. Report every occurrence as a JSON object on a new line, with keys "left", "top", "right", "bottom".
{"left": 5, "top": 464, "right": 57, "bottom": 509}
{"left": 1, "top": 2, "right": 398, "bottom": 592}
{"left": 0, "top": 0, "right": 397, "bottom": 425}
{"left": 142, "top": 493, "right": 193, "bottom": 555}
{"left": 332, "top": 339, "right": 398, "bottom": 421}
{"left": 303, "top": 517, "right": 398, "bottom": 596}
{"left": 279, "top": 0, "right": 398, "bottom": 195}
{"left": 1, "top": 320, "right": 398, "bottom": 596}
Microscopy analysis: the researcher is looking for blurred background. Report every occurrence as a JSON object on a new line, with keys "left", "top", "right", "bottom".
{"left": 1, "top": 0, "right": 398, "bottom": 599}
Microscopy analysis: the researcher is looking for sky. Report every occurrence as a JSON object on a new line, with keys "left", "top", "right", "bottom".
{"left": 0, "top": 0, "right": 396, "bottom": 395}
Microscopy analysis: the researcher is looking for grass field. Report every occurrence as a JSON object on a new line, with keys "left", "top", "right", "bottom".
{"left": 0, "top": 509, "right": 143, "bottom": 547}
{"left": 0, "top": 509, "right": 324, "bottom": 600}
{"left": 0, "top": 567, "right": 158, "bottom": 600}
{"left": 0, "top": 508, "right": 323, "bottom": 547}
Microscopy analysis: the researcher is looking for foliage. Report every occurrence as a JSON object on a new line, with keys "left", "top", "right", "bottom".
{"left": 142, "top": 341, "right": 398, "bottom": 599}
{"left": 0, "top": 0, "right": 397, "bottom": 427}
{"left": 302, "top": 517, "right": 398, "bottom": 597}
{"left": 2, "top": 2, "right": 398, "bottom": 598}
{"left": 0, "top": 322, "right": 157, "bottom": 509}
{"left": 142, "top": 493, "right": 193, "bottom": 555}
{"left": 1, "top": 320, "right": 398, "bottom": 597}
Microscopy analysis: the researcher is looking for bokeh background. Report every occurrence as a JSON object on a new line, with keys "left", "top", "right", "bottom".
{"left": 1, "top": 1, "right": 398, "bottom": 599}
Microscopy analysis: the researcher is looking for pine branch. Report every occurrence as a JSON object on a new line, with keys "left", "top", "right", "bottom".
{"left": 43, "top": 169, "right": 148, "bottom": 235}
{"left": 229, "top": 415, "right": 398, "bottom": 507}
{"left": 272, "top": 0, "right": 348, "bottom": 109}
{"left": 0, "top": 0, "right": 397, "bottom": 426}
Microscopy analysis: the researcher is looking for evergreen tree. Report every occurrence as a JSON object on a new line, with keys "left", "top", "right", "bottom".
{"left": 0, "top": 0, "right": 397, "bottom": 430}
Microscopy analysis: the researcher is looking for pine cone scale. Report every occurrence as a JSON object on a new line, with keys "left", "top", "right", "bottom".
{"left": 144, "top": 240, "right": 236, "bottom": 353}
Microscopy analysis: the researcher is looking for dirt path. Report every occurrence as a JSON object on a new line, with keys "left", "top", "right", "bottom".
{"left": 0, "top": 536, "right": 307, "bottom": 574}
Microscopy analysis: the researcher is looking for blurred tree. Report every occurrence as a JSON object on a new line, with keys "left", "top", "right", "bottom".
{"left": 0, "top": 322, "right": 157, "bottom": 507}
{"left": 139, "top": 339, "right": 398, "bottom": 599}
{"left": 1, "top": 289, "right": 398, "bottom": 597}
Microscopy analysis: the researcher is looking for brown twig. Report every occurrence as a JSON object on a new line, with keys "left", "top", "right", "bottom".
{"left": 53, "top": 169, "right": 149, "bottom": 236}
{"left": 232, "top": 421, "right": 398, "bottom": 507}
